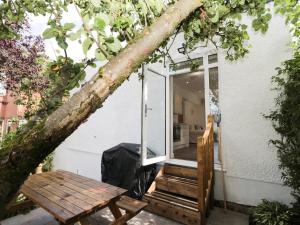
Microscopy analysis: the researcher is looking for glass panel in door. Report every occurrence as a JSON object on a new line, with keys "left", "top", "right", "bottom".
{"left": 142, "top": 68, "right": 167, "bottom": 166}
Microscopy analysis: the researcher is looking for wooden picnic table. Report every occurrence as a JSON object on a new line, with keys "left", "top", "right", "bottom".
{"left": 19, "top": 170, "right": 147, "bottom": 225}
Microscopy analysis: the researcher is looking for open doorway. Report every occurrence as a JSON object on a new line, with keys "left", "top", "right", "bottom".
{"left": 172, "top": 71, "right": 205, "bottom": 161}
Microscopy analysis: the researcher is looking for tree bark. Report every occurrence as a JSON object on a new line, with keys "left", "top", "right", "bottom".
{"left": 0, "top": 0, "right": 202, "bottom": 217}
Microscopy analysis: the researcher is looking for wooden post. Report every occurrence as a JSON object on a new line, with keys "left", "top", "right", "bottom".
{"left": 109, "top": 201, "right": 128, "bottom": 225}
{"left": 218, "top": 126, "right": 227, "bottom": 210}
{"left": 210, "top": 121, "right": 215, "bottom": 210}
{"left": 197, "top": 136, "right": 205, "bottom": 225}
{"left": 197, "top": 115, "right": 216, "bottom": 224}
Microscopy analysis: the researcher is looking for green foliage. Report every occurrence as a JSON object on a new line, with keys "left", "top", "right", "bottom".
{"left": 1, "top": 0, "right": 299, "bottom": 64}
{"left": 253, "top": 199, "right": 293, "bottom": 225}
{"left": 183, "top": 0, "right": 272, "bottom": 60}
{"left": 0, "top": 130, "right": 19, "bottom": 152}
{"left": 274, "top": 0, "right": 300, "bottom": 52}
{"left": 0, "top": 0, "right": 48, "bottom": 39}
{"left": 265, "top": 55, "right": 300, "bottom": 206}
{"left": 15, "top": 54, "right": 88, "bottom": 119}
{"left": 42, "top": 153, "right": 54, "bottom": 172}
{"left": 35, "top": 56, "right": 87, "bottom": 117}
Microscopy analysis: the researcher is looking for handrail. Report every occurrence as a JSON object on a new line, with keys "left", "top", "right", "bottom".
{"left": 197, "top": 115, "right": 214, "bottom": 223}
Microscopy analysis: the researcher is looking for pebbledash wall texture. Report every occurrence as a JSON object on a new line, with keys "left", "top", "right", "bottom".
{"left": 54, "top": 6, "right": 294, "bottom": 206}
{"left": 215, "top": 11, "right": 293, "bottom": 205}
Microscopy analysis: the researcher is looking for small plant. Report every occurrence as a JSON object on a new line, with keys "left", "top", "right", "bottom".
{"left": 42, "top": 153, "right": 54, "bottom": 172}
{"left": 253, "top": 199, "right": 293, "bottom": 225}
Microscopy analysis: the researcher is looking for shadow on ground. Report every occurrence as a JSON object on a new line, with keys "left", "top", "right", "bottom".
{"left": 1, "top": 207, "right": 248, "bottom": 225}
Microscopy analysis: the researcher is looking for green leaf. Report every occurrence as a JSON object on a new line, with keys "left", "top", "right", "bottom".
{"left": 91, "top": 0, "right": 101, "bottom": 7}
{"left": 211, "top": 12, "right": 219, "bottom": 23}
{"left": 68, "top": 28, "right": 82, "bottom": 41}
{"left": 106, "top": 37, "right": 122, "bottom": 53}
{"left": 218, "top": 5, "right": 230, "bottom": 17}
{"left": 82, "top": 37, "right": 93, "bottom": 55}
{"left": 56, "top": 37, "right": 68, "bottom": 49}
{"left": 42, "top": 28, "right": 58, "bottom": 39}
{"left": 98, "top": 13, "right": 110, "bottom": 25}
{"left": 63, "top": 23, "right": 75, "bottom": 31}
{"left": 105, "top": 37, "right": 114, "bottom": 43}
{"left": 94, "top": 16, "right": 107, "bottom": 31}
{"left": 95, "top": 49, "right": 106, "bottom": 61}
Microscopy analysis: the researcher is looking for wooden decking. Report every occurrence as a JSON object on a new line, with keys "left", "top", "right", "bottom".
{"left": 143, "top": 115, "right": 215, "bottom": 225}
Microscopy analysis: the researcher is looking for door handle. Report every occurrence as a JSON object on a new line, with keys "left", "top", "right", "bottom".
{"left": 145, "top": 104, "right": 153, "bottom": 117}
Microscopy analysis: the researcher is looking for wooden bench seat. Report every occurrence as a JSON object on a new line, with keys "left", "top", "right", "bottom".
{"left": 108, "top": 196, "right": 148, "bottom": 225}
{"left": 116, "top": 196, "right": 148, "bottom": 214}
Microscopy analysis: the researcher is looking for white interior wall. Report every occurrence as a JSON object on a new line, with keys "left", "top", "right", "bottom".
{"left": 174, "top": 82, "right": 201, "bottom": 105}
{"left": 183, "top": 100, "right": 203, "bottom": 128}
{"left": 173, "top": 82, "right": 206, "bottom": 128}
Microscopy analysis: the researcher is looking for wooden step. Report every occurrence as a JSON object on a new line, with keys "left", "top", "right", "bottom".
{"left": 164, "top": 164, "right": 198, "bottom": 180}
{"left": 143, "top": 192, "right": 201, "bottom": 225}
{"left": 152, "top": 190, "right": 198, "bottom": 209}
{"left": 155, "top": 175, "right": 198, "bottom": 199}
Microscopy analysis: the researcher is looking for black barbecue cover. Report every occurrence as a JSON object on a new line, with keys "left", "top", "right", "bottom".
{"left": 101, "top": 143, "right": 157, "bottom": 199}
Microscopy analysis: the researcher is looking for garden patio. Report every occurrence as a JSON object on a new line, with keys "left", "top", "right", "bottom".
{"left": 1, "top": 207, "right": 248, "bottom": 225}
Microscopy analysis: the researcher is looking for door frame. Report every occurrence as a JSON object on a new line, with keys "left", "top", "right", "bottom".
{"left": 166, "top": 50, "right": 218, "bottom": 165}
{"left": 141, "top": 50, "right": 219, "bottom": 167}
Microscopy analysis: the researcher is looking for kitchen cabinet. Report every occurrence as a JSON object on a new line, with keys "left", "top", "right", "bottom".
{"left": 174, "top": 94, "right": 183, "bottom": 114}
{"left": 173, "top": 124, "right": 189, "bottom": 150}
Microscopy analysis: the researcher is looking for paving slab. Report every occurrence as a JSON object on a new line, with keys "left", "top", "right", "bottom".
{"left": 0, "top": 207, "right": 248, "bottom": 225}
{"left": 207, "top": 207, "right": 249, "bottom": 225}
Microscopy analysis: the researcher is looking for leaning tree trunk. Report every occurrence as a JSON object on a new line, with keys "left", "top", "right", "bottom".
{"left": 0, "top": 0, "right": 202, "bottom": 217}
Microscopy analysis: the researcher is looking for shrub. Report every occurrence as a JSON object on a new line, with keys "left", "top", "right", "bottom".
{"left": 252, "top": 199, "right": 293, "bottom": 225}
{"left": 265, "top": 54, "right": 300, "bottom": 210}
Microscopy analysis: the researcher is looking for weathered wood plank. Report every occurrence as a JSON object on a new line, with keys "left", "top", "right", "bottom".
{"left": 21, "top": 185, "right": 75, "bottom": 223}
{"left": 197, "top": 136, "right": 205, "bottom": 213}
{"left": 56, "top": 170, "right": 119, "bottom": 191}
{"left": 144, "top": 195, "right": 201, "bottom": 225}
{"left": 108, "top": 200, "right": 127, "bottom": 225}
{"left": 164, "top": 165, "right": 197, "bottom": 179}
{"left": 156, "top": 176, "right": 198, "bottom": 199}
{"left": 164, "top": 174, "right": 197, "bottom": 185}
{"left": 32, "top": 175, "right": 99, "bottom": 206}
{"left": 116, "top": 196, "right": 147, "bottom": 214}
{"left": 21, "top": 171, "right": 129, "bottom": 224}
{"left": 39, "top": 173, "right": 118, "bottom": 203}
{"left": 147, "top": 167, "right": 163, "bottom": 194}
{"left": 26, "top": 178, "right": 95, "bottom": 211}
{"left": 42, "top": 172, "right": 126, "bottom": 198}
{"left": 152, "top": 191, "right": 198, "bottom": 209}
{"left": 23, "top": 182, "right": 85, "bottom": 215}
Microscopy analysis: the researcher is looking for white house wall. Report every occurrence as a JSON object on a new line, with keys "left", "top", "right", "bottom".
{"left": 53, "top": 74, "right": 142, "bottom": 181}
{"left": 54, "top": 5, "right": 294, "bottom": 206}
{"left": 218, "top": 11, "right": 293, "bottom": 205}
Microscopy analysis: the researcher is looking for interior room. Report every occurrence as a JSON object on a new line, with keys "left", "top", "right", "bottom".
{"left": 172, "top": 71, "right": 205, "bottom": 161}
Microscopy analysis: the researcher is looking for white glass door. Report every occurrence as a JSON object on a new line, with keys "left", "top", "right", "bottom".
{"left": 142, "top": 67, "right": 167, "bottom": 166}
